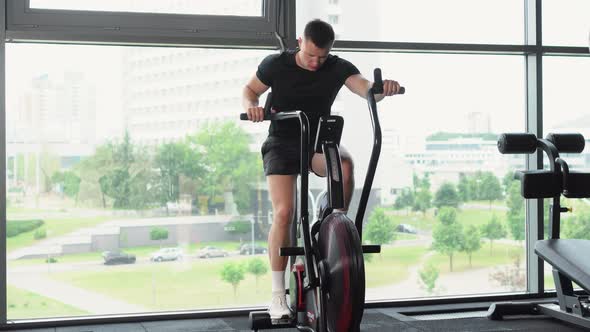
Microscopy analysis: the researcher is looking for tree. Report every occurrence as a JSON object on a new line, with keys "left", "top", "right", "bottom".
{"left": 412, "top": 189, "right": 432, "bottom": 216}
{"left": 365, "top": 208, "right": 396, "bottom": 252}
{"left": 51, "top": 171, "right": 81, "bottom": 203}
{"left": 433, "top": 182, "right": 460, "bottom": 209}
{"left": 75, "top": 143, "right": 116, "bottom": 207}
{"left": 98, "top": 131, "right": 134, "bottom": 209}
{"left": 479, "top": 172, "right": 503, "bottom": 208}
{"left": 481, "top": 214, "right": 507, "bottom": 254}
{"left": 502, "top": 171, "right": 516, "bottom": 194}
{"left": 489, "top": 251, "right": 525, "bottom": 291}
{"left": 246, "top": 258, "right": 268, "bottom": 291}
{"left": 150, "top": 227, "right": 169, "bottom": 248}
{"left": 505, "top": 181, "right": 525, "bottom": 241}
{"left": 97, "top": 132, "right": 159, "bottom": 210}
{"left": 419, "top": 262, "right": 439, "bottom": 294}
{"left": 457, "top": 173, "right": 472, "bottom": 202}
{"left": 563, "top": 207, "right": 590, "bottom": 240}
{"left": 432, "top": 207, "right": 464, "bottom": 272}
{"left": 468, "top": 174, "right": 481, "bottom": 201}
{"left": 193, "top": 121, "right": 261, "bottom": 214}
{"left": 154, "top": 142, "right": 205, "bottom": 215}
{"left": 394, "top": 187, "right": 414, "bottom": 214}
{"left": 221, "top": 262, "right": 245, "bottom": 298}
{"left": 461, "top": 224, "right": 482, "bottom": 267}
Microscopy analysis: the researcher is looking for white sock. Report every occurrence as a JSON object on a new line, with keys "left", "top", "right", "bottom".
{"left": 272, "top": 270, "right": 285, "bottom": 293}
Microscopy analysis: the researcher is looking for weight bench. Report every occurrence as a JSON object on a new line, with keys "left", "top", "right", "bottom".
{"left": 488, "top": 133, "right": 590, "bottom": 329}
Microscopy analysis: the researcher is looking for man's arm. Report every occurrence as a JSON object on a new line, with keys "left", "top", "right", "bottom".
{"left": 344, "top": 74, "right": 401, "bottom": 102}
{"left": 242, "top": 75, "right": 270, "bottom": 122}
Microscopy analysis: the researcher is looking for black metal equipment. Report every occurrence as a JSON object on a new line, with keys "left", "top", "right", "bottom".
{"left": 488, "top": 133, "right": 590, "bottom": 329}
{"left": 240, "top": 69, "right": 405, "bottom": 331}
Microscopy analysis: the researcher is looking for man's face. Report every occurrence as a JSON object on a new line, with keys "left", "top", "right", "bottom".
{"left": 298, "top": 37, "right": 331, "bottom": 71}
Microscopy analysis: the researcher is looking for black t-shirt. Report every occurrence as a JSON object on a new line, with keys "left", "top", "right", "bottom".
{"left": 256, "top": 50, "right": 360, "bottom": 140}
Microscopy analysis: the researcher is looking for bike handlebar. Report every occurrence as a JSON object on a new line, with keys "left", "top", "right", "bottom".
{"left": 240, "top": 69, "right": 405, "bottom": 121}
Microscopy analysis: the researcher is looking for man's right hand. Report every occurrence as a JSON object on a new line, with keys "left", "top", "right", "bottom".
{"left": 246, "top": 106, "right": 266, "bottom": 122}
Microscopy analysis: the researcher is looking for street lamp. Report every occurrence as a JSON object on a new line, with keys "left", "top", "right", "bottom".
{"left": 250, "top": 216, "right": 255, "bottom": 255}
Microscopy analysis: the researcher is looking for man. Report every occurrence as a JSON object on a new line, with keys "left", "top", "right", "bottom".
{"left": 241, "top": 19, "right": 402, "bottom": 321}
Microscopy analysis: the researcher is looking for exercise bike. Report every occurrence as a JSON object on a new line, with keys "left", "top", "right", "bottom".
{"left": 488, "top": 133, "right": 590, "bottom": 329}
{"left": 240, "top": 69, "right": 404, "bottom": 331}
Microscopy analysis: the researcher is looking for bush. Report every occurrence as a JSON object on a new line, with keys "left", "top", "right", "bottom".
{"left": 34, "top": 229, "right": 47, "bottom": 240}
{"left": 6, "top": 219, "right": 44, "bottom": 237}
{"left": 45, "top": 257, "right": 58, "bottom": 263}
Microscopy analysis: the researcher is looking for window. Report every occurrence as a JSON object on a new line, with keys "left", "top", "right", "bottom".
{"left": 296, "top": 0, "right": 524, "bottom": 44}
{"left": 332, "top": 51, "right": 526, "bottom": 299}
{"left": 7, "top": 0, "right": 279, "bottom": 46}
{"left": 29, "top": 0, "right": 264, "bottom": 16}
{"left": 543, "top": 0, "right": 590, "bottom": 47}
{"left": 6, "top": 43, "right": 269, "bottom": 319}
{"left": 542, "top": 55, "right": 590, "bottom": 290}
{"left": 328, "top": 15, "right": 339, "bottom": 25}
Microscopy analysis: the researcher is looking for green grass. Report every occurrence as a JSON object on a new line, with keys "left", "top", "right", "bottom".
{"left": 386, "top": 207, "right": 508, "bottom": 232}
{"left": 48, "top": 245, "right": 426, "bottom": 310}
{"left": 395, "top": 233, "right": 418, "bottom": 241}
{"left": 456, "top": 209, "right": 504, "bottom": 228}
{"left": 32, "top": 243, "right": 525, "bottom": 312}
{"left": 53, "top": 256, "right": 274, "bottom": 310}
{"left": 45, "top": 244, "right": 511, "bottom": 310}
{"left": 365, "top": 246, "right": 427, "bottom": 287}
{"left": 426, "top": 243, "right": 523, "bottom": 274}
{"left": 7, "top": 216, "right": 111, "bottom": 253}
{"left": 7, "top": 285, "right": 89, "bottom": 319}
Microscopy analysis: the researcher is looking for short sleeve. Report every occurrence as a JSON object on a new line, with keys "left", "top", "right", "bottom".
{"left": 256, "top": 53, "right": 279, "bottom": 86}
{"left": 337, "top": 58, "right": 361, "bottom": 83}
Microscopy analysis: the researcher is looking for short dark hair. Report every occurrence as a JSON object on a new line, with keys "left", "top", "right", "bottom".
{"left": 303, "top": 19, "right": 335, "bottom": 49}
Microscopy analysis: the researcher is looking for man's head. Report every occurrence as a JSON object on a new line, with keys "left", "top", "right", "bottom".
{"left": 297, "top": 19, "right": 335, "bottom": 71}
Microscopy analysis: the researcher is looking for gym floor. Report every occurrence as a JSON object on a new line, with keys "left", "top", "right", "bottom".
{"left": 3, "top": 307, "right": 587, "bottom": 332}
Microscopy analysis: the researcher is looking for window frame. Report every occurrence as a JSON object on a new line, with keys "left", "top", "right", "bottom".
{"left": 5, "top": 0, "right": 287, "bottom": 48}
{"left": 1, "top": 0, "right": 590, "bottom": 328}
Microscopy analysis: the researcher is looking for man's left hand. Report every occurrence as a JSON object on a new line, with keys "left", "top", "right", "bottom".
{"left": 382, "top": 79, "right": 402, "bottom": 96}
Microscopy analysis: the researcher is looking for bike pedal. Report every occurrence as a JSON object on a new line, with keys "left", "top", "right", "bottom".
{"left": 271, "top": 316, "right": 293, "bottom": 325}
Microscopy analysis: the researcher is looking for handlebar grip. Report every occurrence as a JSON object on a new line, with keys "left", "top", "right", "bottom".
{"left": 240, "top": 92, "right": 273, "bottom": 121}
{"left": 373, "top": 68, "right": 383, "bottom": 94}
{"left": 372, "top": 68, "right": 405, "bottom": 94}
{"left": 545, "top": 133, "right": 585, "bottom": 153}
{"left": 497, "top": 133, "right": 538, "bottom": 154}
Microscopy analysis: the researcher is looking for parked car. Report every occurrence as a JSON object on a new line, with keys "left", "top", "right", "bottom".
{"left": 102, "top": 250, "right": 136, "bottom": 265}
{"left": 197, "top": 246, "right": 228, "bottom": 258}
{"left": 150, "top": 247, "right": 183, "bottom": 262}
{"left": 240, "top": 243, "right": 268, "bottom": 255}
{"left": 396, "top": 223, "right": 417, "bottom": 234}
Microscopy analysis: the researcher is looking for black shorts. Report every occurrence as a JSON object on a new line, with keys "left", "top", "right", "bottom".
{"left": 261, "top": 136, "right": 315, "bottom": 175}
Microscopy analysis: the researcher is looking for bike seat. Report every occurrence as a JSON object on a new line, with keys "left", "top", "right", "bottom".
{"left": 535, "top": 239, "right": 590, "bottom": 293}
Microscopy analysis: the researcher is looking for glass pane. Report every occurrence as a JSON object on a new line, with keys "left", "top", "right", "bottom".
{"left": 543, "top": 56, "right": 590, "bottom": 290}
{"left": 543, "top": 0, "right": 590, "bottom": 47}
{"left": 330, "top": 52, "right": 526, "bottom": 299}
{"left": 297, "top": 0, "right": 524, "bottom": 44}
{"left": 6, "top": 43, "right": 527, "bottom": 320}
{"left": 6, "top": 43, "right": 270, "bottom": 319}
{"left": 29, "top": 0, "right": 263, "bottom": 16}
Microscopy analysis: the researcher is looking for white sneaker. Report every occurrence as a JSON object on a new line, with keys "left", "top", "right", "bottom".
{"left": 268, "top": 291, "right": 292, "bottom": 322}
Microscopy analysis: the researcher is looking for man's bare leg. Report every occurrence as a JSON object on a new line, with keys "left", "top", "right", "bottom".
{"left": 267, "top": 174, "right": 296, "bottom": 320}
{"left": 311, "top": 147, "right": 355, "bottom": 210}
